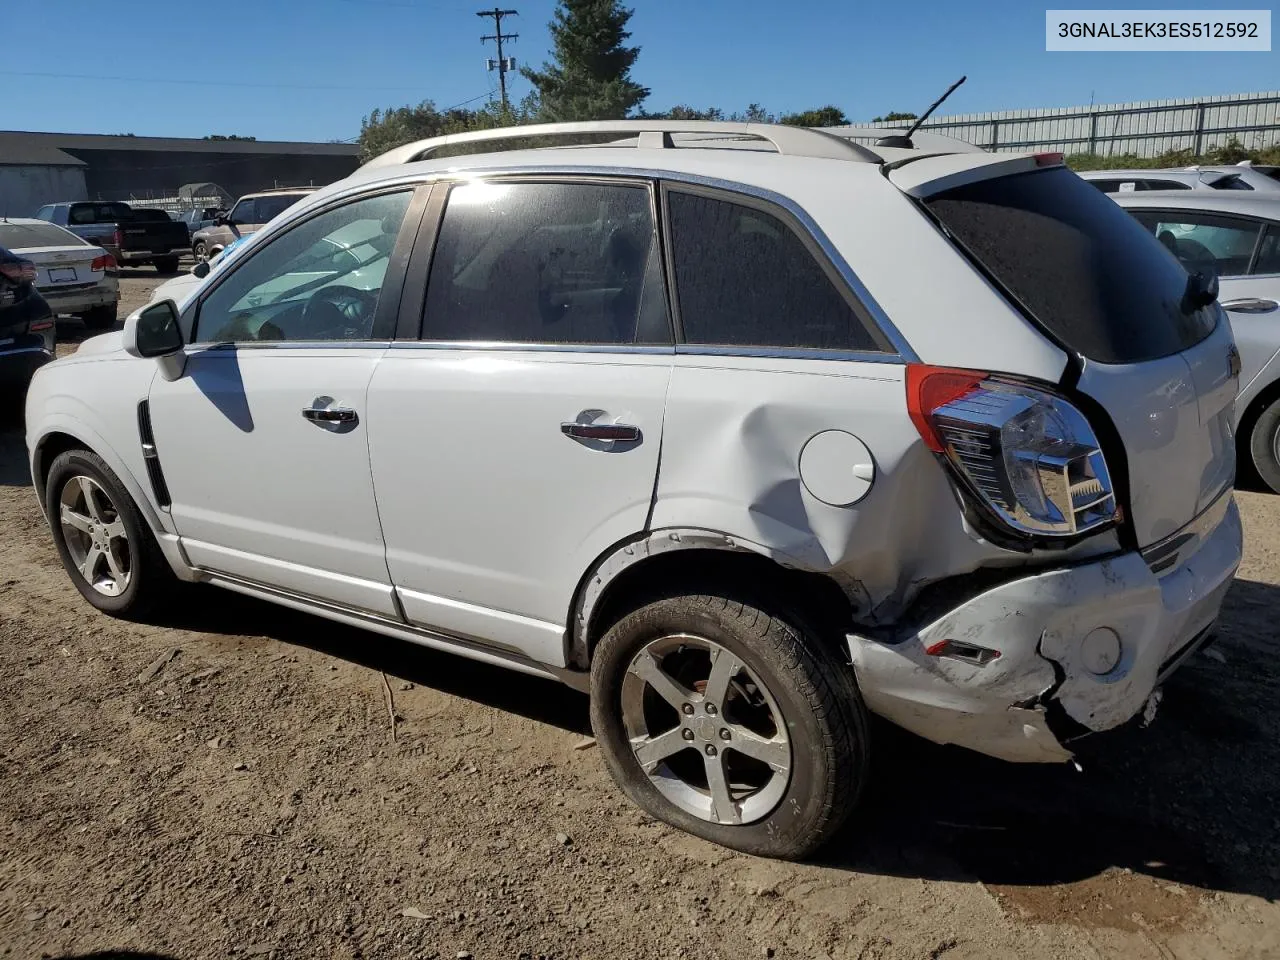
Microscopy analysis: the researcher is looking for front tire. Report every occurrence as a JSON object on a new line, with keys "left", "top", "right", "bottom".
{"left": 45, "top": 449, "right": 174, "bottom": 618}
{"left": 193, "top": 241, "right": 208, "bottom": 263}
{"left": 1249, "top": 399, "right": 1280, "bottom": 494}
{"left": 590, "top": 594, "right": 869, "bottom": 860}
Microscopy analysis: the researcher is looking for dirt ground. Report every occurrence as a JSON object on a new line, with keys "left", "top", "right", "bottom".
{"left": 1, "top": 272, "right": 1278, "bottom": 960}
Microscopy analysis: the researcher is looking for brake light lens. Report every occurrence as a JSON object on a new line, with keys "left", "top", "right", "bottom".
{"left": 908, "top": 364, "right": 1117, "bottom": 538}
{"left": 1034, "top": 152, "right": 1065, "bottom": 167}
{"left": 113, "top": 228, "right": 124, "bottom": 249}
{"left": 91, "top": 254, "right": 117, "bottom": 272}
{"left": 0, "top": 260, "right": 37, "bottom": 284}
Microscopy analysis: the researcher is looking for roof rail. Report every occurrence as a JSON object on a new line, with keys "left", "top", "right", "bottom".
{"left": 358, "top": 120, "right": 882, "bottom": 171}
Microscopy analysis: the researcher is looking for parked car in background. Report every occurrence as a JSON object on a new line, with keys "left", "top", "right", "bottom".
{"left": 190, "top": 188, "right": 316, "bottom": 261}
{"left": 0, "top": 219, "right": 120, "bottom": 329}
{"left": 1080, "top": 165, "right": 1280, "bottom": 194}
{"left": 26, "top": 121, "right": 1243, "bottom": 859}
{"left": 176, "top": 207, "right": 225, "bottom": 244}
{"left": 150, "top": 235, "right": 248, "bottom": 306}
{"left": 0, "top": 245, "right": 55, "bottom": 397}
{"left": 1112, "top": 191, "right": 1280, "bottom": 491}
{"left": 33, "top": 202, "right": 190, "bottom": 273}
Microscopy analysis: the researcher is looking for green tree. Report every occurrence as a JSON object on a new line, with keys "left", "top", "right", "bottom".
{"left": 522, "top": 0, "right": 649, "bottom": 121}
{"left": 357, "top": 99, "right": 537, "bottom": 162}
{"left": 730, "top": 103, "right": 775, "bottom": 123}
{"left": 638, "top": 105, "right": 725, "bottom": 121}
{"left": 779, "top": 106, "right": 849, "bottom": 127}
{"left": 871, "top": 111, "right": 918, "bottom": 123}
{"left": 204, "top": 134, "right": 258, "bottom": 141}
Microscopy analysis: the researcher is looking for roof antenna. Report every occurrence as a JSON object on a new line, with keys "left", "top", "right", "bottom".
{"left": 875, "top": 75, "right": 967, "bottom": 149}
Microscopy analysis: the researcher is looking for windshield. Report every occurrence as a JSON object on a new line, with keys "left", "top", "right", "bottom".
{"left": 0, "top": 222, "right": 88, "bottom": 249}
{"left": 925, "top": 166, "right": 1218, "bottom": 364}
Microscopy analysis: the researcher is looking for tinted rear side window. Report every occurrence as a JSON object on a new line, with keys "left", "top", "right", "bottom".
{"left": 925, "top": 167, "right": 1217, "bottom": 364}
{"left": 423, "top": 180, "right": 668, "bottom": 345}
{"left": 666, "top": 190, "right": 881, "bottom": 352}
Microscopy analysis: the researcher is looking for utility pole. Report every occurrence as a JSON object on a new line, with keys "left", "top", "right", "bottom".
{"left": 477, "top": 8, "right": 519, "bottom": 111}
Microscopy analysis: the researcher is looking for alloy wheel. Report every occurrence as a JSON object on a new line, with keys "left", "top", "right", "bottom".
{"left": 620, "top": 633, "right": 792, "bottom": 826}
{"left": 58, "top": 475, "right": 131, "bottom": 597}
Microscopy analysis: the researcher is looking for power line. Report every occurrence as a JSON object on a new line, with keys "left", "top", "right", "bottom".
{"left": 476, "top": 8, "right": 518, "bottom": 111}
{"left": 0, "top": 70, "right": 433, "bottom": 93}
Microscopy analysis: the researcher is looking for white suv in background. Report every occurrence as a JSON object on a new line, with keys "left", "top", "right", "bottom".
{"left": 24, "top": 121, "right": 1243, "bottom": 859}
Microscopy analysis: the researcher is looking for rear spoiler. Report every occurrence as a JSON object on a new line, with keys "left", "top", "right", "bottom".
{"left": 886, "top": 152, "right": 1065, "bottom": 199}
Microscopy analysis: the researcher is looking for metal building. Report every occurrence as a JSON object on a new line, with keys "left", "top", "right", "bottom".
{"left": 0, "top": 132, "right": 360, "bottom": 216}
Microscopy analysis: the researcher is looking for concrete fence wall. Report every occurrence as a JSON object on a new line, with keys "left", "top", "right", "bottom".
{"left": 857, "top": 91, "right": 1280, "bottom": 157}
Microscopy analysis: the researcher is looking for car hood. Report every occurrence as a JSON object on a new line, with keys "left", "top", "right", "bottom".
{"left": 74, "top": 330, "right": 125, "bottom": 357}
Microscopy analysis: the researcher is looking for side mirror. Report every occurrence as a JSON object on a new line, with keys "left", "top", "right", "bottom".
{"left": 192, "top": 260, "right": 211, "bottom": 279}
{"left": 124, "top": 299, "right": 184, "bottom": 359}
{"left": 216, "top": 215, "right": 231, "bottom": 226}
{"left": 1185, "top": 269, "right": 1220, "bottom": 310}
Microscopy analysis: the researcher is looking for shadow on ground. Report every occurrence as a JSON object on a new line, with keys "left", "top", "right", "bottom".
{"left": 148, "top": 573, "right": 1280, "bottom": 905}
{"left": 51, "top": 954, "right": 180, "bottom": 960}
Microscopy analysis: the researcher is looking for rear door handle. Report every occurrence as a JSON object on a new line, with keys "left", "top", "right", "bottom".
{"left": 1221, "top": 297, "right": 1279, "bottom": 314}
{"left": 561, "top": 422, "right": 641, "bottom": 442}
{"left": 302, "top": 407, "right": 357, "bottom": 424}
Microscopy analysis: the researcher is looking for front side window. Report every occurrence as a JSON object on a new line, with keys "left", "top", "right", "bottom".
{"left": 193, "top": 190, "right": 411, "bottom": 344}
{"left": 1130, "top": 210, "right": 1264, "bottom": 278}
{"left": 255, "top": 194, "right": 307, "bottom": 223}
{"left": 422, "top": 180, "right": 668, "bottom": 345}
{"left": 666, "top": 189, "right": 881, "bottom": 352}
{"left": 34, "top": 205, "right": 55, "bottom": 222}
{"left": 228, "top": 199, "right": 257, "bottom": 225}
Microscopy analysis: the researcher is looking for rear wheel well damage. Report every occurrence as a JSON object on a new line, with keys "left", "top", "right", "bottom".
{"left": 569, "top": 532, "right": 856, "bottom": 669}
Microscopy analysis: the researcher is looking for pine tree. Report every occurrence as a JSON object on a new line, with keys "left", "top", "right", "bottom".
{"left": 522, "top": 0, "right": 649, "bottom": 121}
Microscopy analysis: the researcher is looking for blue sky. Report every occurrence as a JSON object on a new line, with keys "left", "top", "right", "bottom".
{"left": 11, "top": 0, "right": 1280, "bottom": 142}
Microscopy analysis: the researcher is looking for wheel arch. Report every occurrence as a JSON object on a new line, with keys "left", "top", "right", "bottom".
{"left": 1236, "top": 373, "right": 1280, "bottom": 477}
{"left": 32, "top": 420, "right": 196, "bottom": 581}
{"left": 567, "top": 529, "right": 857, "bottom": 669}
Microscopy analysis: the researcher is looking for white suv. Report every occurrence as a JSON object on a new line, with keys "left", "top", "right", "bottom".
{"left": 24, "top": 122, "right": 1243, "bottom": 859}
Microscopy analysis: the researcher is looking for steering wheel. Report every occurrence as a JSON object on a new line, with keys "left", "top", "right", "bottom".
{"left": 300, "top": 285, "right": 376, "bottom": 340}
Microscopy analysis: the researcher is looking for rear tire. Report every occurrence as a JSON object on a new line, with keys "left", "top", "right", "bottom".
{"left": 1249, "top": 399, "right": 1280, "bottom": 494}
{"left": 45, "top": 448, "right": 175, "bottom": 619}
{"left": 154, "top": 256, "right": 180, "bottom": 274}
{"left": 589, "top": 593, "right": 869, "bottom": 860}
{"left": 193, "top": 241, "right": 209, "bottom": 263}
{"left": 81, "top": 304, "right": 118, "bottom": 330}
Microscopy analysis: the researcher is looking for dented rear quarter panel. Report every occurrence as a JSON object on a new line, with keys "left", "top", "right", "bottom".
{"left": 649, "top": 355, "right": 1120, "bottom": 621}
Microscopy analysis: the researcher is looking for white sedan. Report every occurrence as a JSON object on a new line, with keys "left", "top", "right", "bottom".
{"left": 0, "top": 219, "right": 120, "bottom": 329}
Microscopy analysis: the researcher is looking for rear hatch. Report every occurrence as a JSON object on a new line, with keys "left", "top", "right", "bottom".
{"left": 891, "top": 156, "right": 1238, "bottom": 547}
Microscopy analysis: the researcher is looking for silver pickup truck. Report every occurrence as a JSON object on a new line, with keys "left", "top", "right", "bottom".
{"left": 33, "top": 201, "right": 190, "bottom": 273}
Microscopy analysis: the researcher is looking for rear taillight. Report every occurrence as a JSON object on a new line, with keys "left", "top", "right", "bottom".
{"left": 0, "top": 261, "right": 36, "bottom": 284}
{"left": 91, "top": 254, "right": 117, "bottom": 272}
{"left": 908, "top": 364, "right": 1117, "bottom": 539}
{"left": 29, "top": 320, "right": 54, "bottom": 332}
{"left": 113, "top": 228, "right": 124, "bottom": 249}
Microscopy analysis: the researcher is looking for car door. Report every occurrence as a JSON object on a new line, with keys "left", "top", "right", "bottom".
{"left": 366, "top": 178, "right": 674, "bottom": 665}
{"left": 147, "top": 185, "right": 427, "bottom": 616}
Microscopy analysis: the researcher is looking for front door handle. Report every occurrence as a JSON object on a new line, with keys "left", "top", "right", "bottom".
{"left": 1222, "top": 297, "right": 1279, "bottom": 314}
{"left": 561, "top": 421, "right": 641, "bottom": 443}
{"left": 302, "top": 406, "right": 357, "bottom": 425}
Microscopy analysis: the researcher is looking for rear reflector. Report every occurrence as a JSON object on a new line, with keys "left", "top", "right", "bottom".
{"left": 924, "top": 639, "right": 1001, "bottom": 666}
{"left": 905, "top": 365, "right": 987, "bottom": 452}
{"left": 29, "top": 320, "right": 54, "bottom": 332}
{"left": 1034, "top": 152, "right": 1064, "bottom": 167}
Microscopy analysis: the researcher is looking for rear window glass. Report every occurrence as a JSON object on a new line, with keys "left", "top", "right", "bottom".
{"left": 130, "top": 208, "right": 172, "bottom": 221}
{"left": 0, "top": 222, "right": 86, "bottom": 249}
{"left": 925, "top": 167, "right": 1217, "bottom": 364}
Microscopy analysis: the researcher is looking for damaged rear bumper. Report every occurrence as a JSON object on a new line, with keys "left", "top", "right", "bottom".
{"left": 847, "top": 494, "right": 1242, "bottom": 763}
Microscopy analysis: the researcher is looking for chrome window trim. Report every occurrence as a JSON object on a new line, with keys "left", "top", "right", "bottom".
{"left": 675, "top": 344, "right": 903, "bottom": 364}
{"left": 388, "top": 340, "right": 674, "bottom": 356}
{"left": 189, "top": 341, "right": 393, "bottom": 353}
{"left": 341, "top": 163, "right": 918, "bottom": 361}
